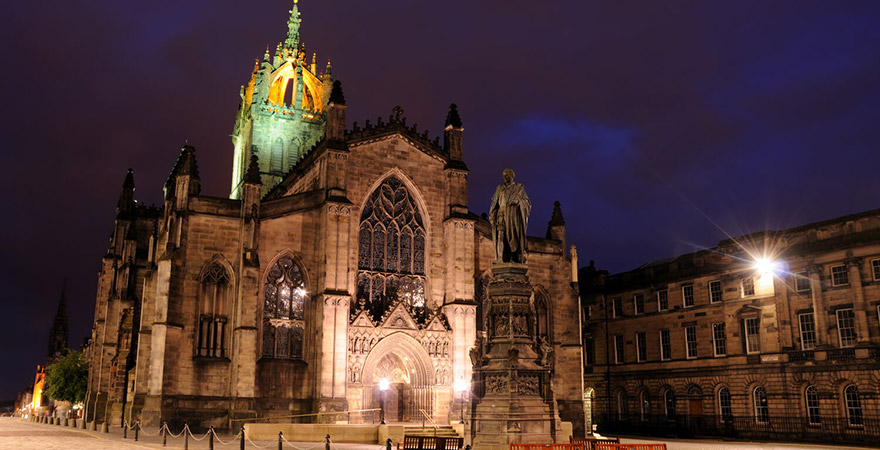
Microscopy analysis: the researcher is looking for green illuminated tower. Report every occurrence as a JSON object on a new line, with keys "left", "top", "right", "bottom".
{"left": 230, "top": 0, "right": 332, "bottom": 199}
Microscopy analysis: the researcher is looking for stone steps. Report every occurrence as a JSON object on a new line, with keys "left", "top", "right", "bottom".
{"left": 403, "top": 425, "right": 460, "bottom": 437}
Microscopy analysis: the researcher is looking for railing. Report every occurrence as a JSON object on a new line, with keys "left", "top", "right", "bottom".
{"left": 787, "top": 350, "right": 814, "bottom": 362}
{"left": 828, "top": 348, "right": 856, "bottom": 361}
{"left": 419, "top": 409, "right": 439, "bottom": 435}
{"left": 570, "top": 437, "right": 619, "bottom": 450}
{"left": 595, "top": 413, "right": 880, "bottom": 445}
{"left": 509, "top": 444, "right": 586, "bottom": 450}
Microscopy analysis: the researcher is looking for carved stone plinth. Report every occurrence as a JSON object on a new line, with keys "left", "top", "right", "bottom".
{"left": 469, "top": 263, "right": 562, "bottom": 449}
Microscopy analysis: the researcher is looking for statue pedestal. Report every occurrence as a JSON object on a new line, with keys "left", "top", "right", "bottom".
{"left": 469, "top": 263, "right": 562, "bottom": 449}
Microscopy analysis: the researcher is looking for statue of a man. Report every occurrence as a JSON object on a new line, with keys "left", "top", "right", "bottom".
{"left": 490, "top": 168, "right": 531, "bottom": 263}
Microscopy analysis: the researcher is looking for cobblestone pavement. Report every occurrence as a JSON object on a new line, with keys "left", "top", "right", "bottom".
{"left": 0, "top": 417, "right": 383, "bottom": 450}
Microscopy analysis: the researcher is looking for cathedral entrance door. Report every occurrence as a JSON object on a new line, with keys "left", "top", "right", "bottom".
{"left": 360, "top": 332, "right": 436, "bottom": 424}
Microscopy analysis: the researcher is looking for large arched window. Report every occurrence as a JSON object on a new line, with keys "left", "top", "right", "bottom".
{"left": 640, "top": 390, "right": 651, "bottom": 422}
{"left": 844, "top": 385, "right": 863, "bottom": 426}
{"left": 357, "top": 176, "right": 427, "bottom": 322}
{"left": 664, "top": 390, "right": 676, "bottom": 419}
{"left": 753, "top": 386, "right": 769, "bottom": 424}
{"left": 617, "top": 390, "right": 628, "bottom": 421}
{"left": 534, "top": 290, "right": 550, "bottom": 340}
{"left": 198, "top": 263, "right": 231, "bottom": 358}
{"left": 262, "top": 255, "right": 308, "bottom": 359}
{"left": 805, "top": 385, "right": 820, "bottom": 425}
{"left": 718, "top": 387, "right": 732, "bottom": 423}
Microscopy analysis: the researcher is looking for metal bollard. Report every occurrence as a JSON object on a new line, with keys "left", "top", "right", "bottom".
{"left": 123, "top": 421, "right": 128, "bottom": 439}
{"left": 325, "top": 434, "right": 330, "bottom": 450}
{"left": 184, "top": 423, "right": 189, "bottom": 450}
{"left": 162, "top": 421, "right": 167, "bottom": 447}
{"left": 240, "top": 426, "right": 245, "bottom": 450}
{"left": 465, "top": 446, "right": 471, "bottom": 450}
{"left": 135, "top": 420, "right": 139, "bottom": 441}
{"left": 102, "top": 422, "right": 109, "bottom": 433}
{"left": 386, "top": 437, "right": 392, "bottom": 450}
{"left": 209, "top": 426, "right": 214, "bottom": 450}
{"left": 278, "top": 431, "right": 283, "bottom": 450}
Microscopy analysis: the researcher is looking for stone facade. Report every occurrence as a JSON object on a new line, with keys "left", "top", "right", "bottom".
{"left": 85, "top": 2, "right": 583, "bottom": 436}
{"left": 581, "top": 209, "right": 880, "bottom": 444}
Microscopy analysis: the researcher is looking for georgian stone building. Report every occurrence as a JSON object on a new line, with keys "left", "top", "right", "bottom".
{"left": 581, "top": 209, "right": 880, "bottom": 444}
{"left": 85, "top": 2, "right": 584, "bottom": 432}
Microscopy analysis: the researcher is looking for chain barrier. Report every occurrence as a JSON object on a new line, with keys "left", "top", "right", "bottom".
{"left": 186, "top": 424, "right": 213, "bottom": 442}
{"left": 280, "top": 433, "right": 325, "bottom": 450}
{"left": 165, "top": 423, "right": 186, "bottom": 438}
{"left": 212, "top": 428, "right": 244, "bottom": 446}
{"left": 138, "top": 423, "right": 163, "bottom": 436}
{"left": 247, "top": 434, "right": 273, "bottom": 449}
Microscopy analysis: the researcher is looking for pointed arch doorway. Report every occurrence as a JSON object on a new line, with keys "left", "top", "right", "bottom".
{"left": 361, "top": 332, "right": 435, "bottom": 423}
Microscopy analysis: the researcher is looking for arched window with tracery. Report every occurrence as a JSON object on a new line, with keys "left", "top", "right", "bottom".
{"left": 664, "top": 389, "right": 676, "bottom": 419}
{"left": 844, "top": 385, "right": 863, "bottom": 426}
{"left": 262, "top": 255, "right": 308, "bottom": 359}
{"left": 718, "top": 387, "right": 732, "bottom": 423}
{"left": 640, "top": 390, "right": 651, "bottom": 422}
{"left": 805, "top": 385, "right": 820, "bottom": 425}
{"left": 753, "top": 386, "right": 769, "bottom": 424}
{"left": 198, "top": 263, "right": 231, "bottom": 358}
{"left": 357, "top": 176, "right": 427, "bottom": 322}
{"left": 534, "top": 290, "right": 550, "bottom": 340}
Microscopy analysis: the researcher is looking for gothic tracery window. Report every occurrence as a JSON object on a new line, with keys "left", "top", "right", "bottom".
{"left": 357, "top": 176, "right": 427, "bottom": 322}
{"left": 198, "top": 263, "right": 231, "bottom": 358}
{"left": 262, "top": 255, "right": 307, "bottom": 359}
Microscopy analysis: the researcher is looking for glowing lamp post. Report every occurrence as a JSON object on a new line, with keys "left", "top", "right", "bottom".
{"left": 379, "top": 378, "right": 390, "bottom": 425}
{"left": 454, "top": 379, "right": 470, "bottom": 424}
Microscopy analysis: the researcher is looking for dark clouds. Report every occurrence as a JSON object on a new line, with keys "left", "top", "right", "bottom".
{"left": 2, "top": 0, "right": 880, "bottom": 400}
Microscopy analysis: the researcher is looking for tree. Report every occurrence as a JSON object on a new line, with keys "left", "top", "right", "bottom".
{"left": 44, "top": 350, "right": 88, "bottom": 404}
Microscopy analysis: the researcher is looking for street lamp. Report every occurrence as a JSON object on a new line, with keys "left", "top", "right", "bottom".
{"left": 454, "top": 379, "right": 470, "bottom": 424}
{"left": 379, "top": 378, "right": 390, "bottom": 425}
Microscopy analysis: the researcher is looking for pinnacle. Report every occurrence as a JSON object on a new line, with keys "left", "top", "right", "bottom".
{"left": 245, "top": 154, "right": 263, "bottom": 185}
{"left": 329, "top": 80, "right": 345, "bottom": 105}
{"left": 445, "top": 103, "right": 463, "bottom": 128}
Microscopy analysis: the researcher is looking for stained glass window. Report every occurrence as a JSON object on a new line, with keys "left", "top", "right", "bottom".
{"left": 356, "top": 176, "right": 427, "bottom": 322}
{"left": 198, "top": 264, "right": 230, "bottom": 358}
{"left": 262, "top": 255, "right": 307, "bottom": 359}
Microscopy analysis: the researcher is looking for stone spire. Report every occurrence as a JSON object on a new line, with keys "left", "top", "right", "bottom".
{"left": 444, "top": 103, "right": 464, "bottom": 161}
{"left": 445, "top": 103, "right": 463, "bottom": 128}
{"left": 47, "top": 286, "right": 69, "bottom": 361}
{"left": 285, "top": 0, "right": 302, "bottom": 50}
{"left": 546, "top": 201, "right": 566, "bottom": 243}
{"left": 244, "top": 154, "right": 262, "bottom": 185}
{"left": 116, "top": 169, "right": 136, "bottom": 219}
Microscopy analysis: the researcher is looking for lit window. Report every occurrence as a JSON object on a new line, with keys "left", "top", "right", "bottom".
{"left": 709, "top": 280, "right": 722, "bottom": 303}
{"left": 636, "top": 332, "right": 647, "bottom": 362}
{"left": 664, "top": 390, "right": 676, "bottom": 419}
{"left": 262, "top": 256, "right": 308, "bottom": 359}
{"left": 660, "top": 329, "right": 671, "bottom": 361}
{"left": 745, "top": 317, "right": 760, "bottom": 354}
{"left": 712, "top": 323, "right": 726, "bottom": 356}
{"left": 836, "top": 309, "right": 857, "bottom": 347}
{"left": 844, "top": 385, "right": 863, "bottom": 426}
{"left": 640, "top": 391, "right": 651, "bottom": 422}
{"left": 799, "top": 313, "right": 816, "bottom": 350}
{"left": 794, "top": 271, "right": 811, "bottom": 292}
{"left": 805, "top": 386, "right": 820, "bottom": 425}
{"left": 682, "top": 284, "right": 694, "bottom": 307}
{"left": 831, "top": 265, "right": 849, "bottom": 287}
{"left": 742, "top": 277, "right": 755, "bottom": 297}
{"left": 718, "top": 388, "right": 732, "bottom": 423}
{"left": 612, "top": 298, "right": 622, "bottom": 318}
{"left": 753, "top": 386, "right": 769, "bottom": 424}
{"left": 634, "top": 294, "right": 645, "bottom": 315}
{"left": 685, "top": 326, "right": 698, "bottom": 359}
{"left": 657, "top": 289, "right": 668, "bottom": 311}
{"left": 614, "top": 335, "right": 624, "bottom": 364}
{"left": 872, "top": 259, "right": 880, "bottom": 281}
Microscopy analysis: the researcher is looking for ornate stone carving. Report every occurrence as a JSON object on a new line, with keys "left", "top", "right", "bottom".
{"left": 517, "top": 375, "right": 540, "bottom": 396}
{"left": 329, "top": 205, "right": 351, "bottom": 216}
{"left": 486, "top": 375, "right": 509, "bottom": 395}
{"left": 539, "top": 336, "right": 553, "bottom": 367}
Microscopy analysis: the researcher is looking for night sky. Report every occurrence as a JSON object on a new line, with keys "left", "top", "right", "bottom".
{"left": 2, "top": 1, "right": 880, "bottom": 401}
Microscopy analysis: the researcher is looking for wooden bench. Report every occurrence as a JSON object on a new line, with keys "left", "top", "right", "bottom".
{"left": 509, "top": 444, "right": 587, "bottom": 450}
{"left": 593, "top": 445, "right": 667, "bottom": 450}
{"left": 398, "top": 435, "right": 464, "bottom": 450}
{"left": 570, "top": 437, "right": 620, "bottom": 449}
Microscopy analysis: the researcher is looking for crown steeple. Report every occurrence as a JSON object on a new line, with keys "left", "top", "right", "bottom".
{"left": 285, "top": 0, "right": 301, "bottom": 51}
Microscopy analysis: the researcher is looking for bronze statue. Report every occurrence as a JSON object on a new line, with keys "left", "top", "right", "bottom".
{"left": 490, "top": 168, "right": 531, "bottom": 263}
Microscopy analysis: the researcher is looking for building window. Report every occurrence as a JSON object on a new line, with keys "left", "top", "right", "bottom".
{"left": 709, "top": 280, "right": 722, "bottom": 303}
{"left": 660, "top": 329, "right": 671, "bottom": 361}
{"left": 612, "top": 297, "right": 622, "bottom": 318}
{"left": 753, "top": 386, "right": 769, "bottom": 424}
{"left": 357, "top": 176, "right": 427, "bottom": 323}
{"left": 640, "top": 391, "right": 651, "bottom": 421}
{"left": 584, "top": 336, "right": 595, "bottom": 366}
{"left": 831, "top": 264, "right": 849, "bottom": 287}
{"left": 617, "top": 390, "right": 628, "bottom": 420}
{"left": 614, "top": 334, "right": 624, "bottom": 364}
{"left": 262, "top": 255, "right": 308, "bottom": 359}
{"left": 718, "top": 388, "right": 732, "bottom": 423}
{"left": 198, "top": 263, "right": 231, "bottom": 358}
{"left": 872, "top": 259, "right": 880, "bottom": 281}
{"left": 844, "top": 385, "right": 863, "bottom": 426}
{"left": 712, "top": 322, "right": 726, "bottom": 356}
{"left": 836, "top": 309, "right": 857, "bottom": 347}
{"left": 636, "top": 332, "right": 647, "bottom": 362}
{"left": 664, "top": 390, "right": 676, "bottom": 419}
{"left": 634, "top": 294, "right": 645, "bottom": 315}
{"left": 805, "top": 385, "right": 820, "bottom": 425}
{"left": 744, "top": 317, "right": 760, "bottom": 354}
{"left": 657, "top": 289, "right": 668, "bottom": 311}
{"left": 794, "top": 271, "right": 811, "bottom": 292}
{"left": 741, "top": 277, "right": 755, "bottom": 297}
{"left": 798, "top": 313, "right": 816, "bottom": 350}
{"left": 682, "top": 284, "right": 694, "bottom": 307}
{"left": 685, "top": 326, "right": 698, "bottom": 359}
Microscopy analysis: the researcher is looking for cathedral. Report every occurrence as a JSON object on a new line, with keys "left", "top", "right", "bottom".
{"left": 85, "top": 1, "right": 584, "bottom": 437}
